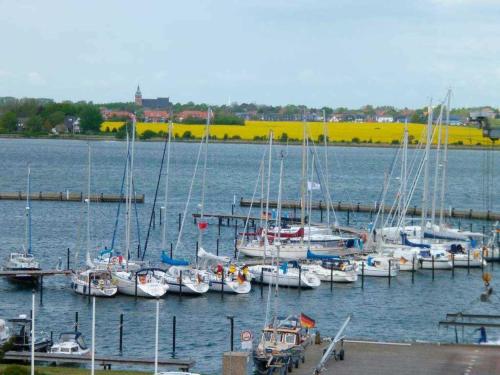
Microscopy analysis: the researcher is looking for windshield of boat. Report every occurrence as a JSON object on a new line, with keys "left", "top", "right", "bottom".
{"left": 284, "top": 334, "right": 296, "bottom": 344}
{"left": 59, "top": 333, "right": 76, "bottom": 342}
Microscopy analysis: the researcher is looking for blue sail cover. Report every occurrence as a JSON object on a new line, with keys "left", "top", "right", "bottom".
{"left": 161, "top": 251, "right": 189, "bottom": 266}
{"left": 99, "top": 248, "right": 113, "bottom": 258}
{"left": 307, "top": 249, "right": 340, "bottom": 260}
{"left": 401, "top": 233, "right": 431, "bottom": 249}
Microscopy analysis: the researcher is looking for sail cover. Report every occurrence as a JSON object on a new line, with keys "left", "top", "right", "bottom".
{"left": 161, "top": 251, "right": 189, "bottom": 266}
{"left": 401, "top": 233, "right": 431, "bottom": 249}
{"left": 307, "top": 249, "right": 340, "bottom": 260}
{"left": 197, "top": 247, "right": 230, "bottom": 263}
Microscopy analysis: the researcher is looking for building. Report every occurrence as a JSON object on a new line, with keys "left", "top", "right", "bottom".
{"left": 377, "top": 116, "right": 394, "bottom": 123}
{"left": 64, "top": 116, "right": 80, "bottom": 133}
{"left": 135, "top": 86, "right": 171, "bottom": 110}
{"left": 100, "top": 108, "right": 133, "bottom": 120}
{"left": 177, "top": 110, "right": 213, "bottom": 122}
{"left": 144, "top": 110, "right": 169, "bottom": 123}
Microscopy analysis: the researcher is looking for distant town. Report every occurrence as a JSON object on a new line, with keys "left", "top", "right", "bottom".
{"left": 0, "top": 87, "right": 498, "bottom": 136}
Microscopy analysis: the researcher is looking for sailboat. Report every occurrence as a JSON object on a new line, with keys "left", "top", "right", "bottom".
{"left": 71, "top": 144, "right": 117, "bottom": 297}
{"left": 111, "top": 117, "right": 168, "bottom": 298}
{"left": 149, "top": 120, "right": 208, "bottom": 295}
{"left": 3, "top": 166, "right": 41, "bottom": 284}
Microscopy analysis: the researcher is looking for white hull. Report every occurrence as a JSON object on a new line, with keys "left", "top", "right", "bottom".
{"left": 238, "top": 242, "right": 341, "bottom": 260}
{"left": 420, "top": 258, "right": 453, "bottom": 270}
{"left": 451, "top": 256, "right": 486, "bottom": 268}
{"left": 70, "top": 276, "right": 117, "bottom": 297}
{"left": 112, "top": 272, "right": 168, "bottom": 298}
{"left": 207, "top": 278, "right": 252, "bottom": 294}
{"left": 249, "top": 265, "right": 321, "bottom": 288}
{"left": 152, "top": 269, "right": 209, "bottom": 295}
{"left": 356, "top": 263, "right": 399, "bottom": 277}
{"left": 301, "top": 264, "right": 357, "bottom": 283}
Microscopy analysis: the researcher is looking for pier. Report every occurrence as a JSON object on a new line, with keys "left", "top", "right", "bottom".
{"left": 295, "top": 339, "right": 500, "bottom": 375}
{"left": 3, "top": 351, "right": 194, "bottom": 371}
{"left": 240, "top": 198, "right": 500, "bottom": 221}
{"left": 0, "top": 191, "right": 145, "bottom": 203}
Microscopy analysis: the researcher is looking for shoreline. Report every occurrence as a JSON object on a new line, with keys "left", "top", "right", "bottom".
{"left": 0, "top": 133, "right": 498, "bottom": 151}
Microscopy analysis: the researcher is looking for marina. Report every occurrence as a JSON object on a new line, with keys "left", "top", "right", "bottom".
{"left": 0, "top": 192, "right": 145, "bottom": 203}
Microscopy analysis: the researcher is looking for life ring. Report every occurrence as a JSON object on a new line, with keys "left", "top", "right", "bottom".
{"left": 360, "top": 233, "right": 368, "bottom": 243}
{"left": 139, "top": 275, "right": 147, "bottom": 284}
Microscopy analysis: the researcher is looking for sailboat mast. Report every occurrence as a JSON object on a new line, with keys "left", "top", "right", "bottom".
{"left": 263, "top": 131, "right": 273, "bottom": 261}
{"left": 420, "top": 101, "right": 433, "bottom": 240}
{"left": 273, "top": 153, "right": 284, "bottom": 331}
{"left": 198, "top": 108, "right": 210, "bottom": 250}
{"left": 25, "top": 165, "right": 32, "bottom": 255}
{"left": 86, "top": 144, "right": 91, "bottom": 263}
{"left": 161, "top": 121, "right": 173, "bottom": 250}
{"left": 323, "top": 109, "right": 330, "bottom": 226}
{"left": 308, "top": 155, "right": 315, "bottom": 248}
{"left": 400, "top": 121, "right": 408, "bottom": 231}
{"left": 431, "top": 105, "right": 445, "bottom": 227}
{"left": 439, "top": 90, "right": 451, "bottom": 226}
{"left": 300, "top": 117, "right": 307, "bottom": 232}
{"left": 126, "top": 117, "right": 136, "bottom": 262}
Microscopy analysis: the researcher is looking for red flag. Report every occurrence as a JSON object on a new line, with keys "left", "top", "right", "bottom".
{"left": 198, "top": 221, "right": 208, "bottom": 230}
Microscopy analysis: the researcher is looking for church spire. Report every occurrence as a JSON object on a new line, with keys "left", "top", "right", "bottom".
{"left": 135, "top": 85, "right": 142, "bottom": 106}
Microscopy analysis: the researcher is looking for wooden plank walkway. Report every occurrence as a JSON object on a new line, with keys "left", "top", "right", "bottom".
{"left": 240, "top": 198, "right": 500, "bottom": 221}
{"left": 3, "top": 351, "right": 194, "bottom": 371}
{"left": 0, "top": 269, "right": 72, "bottom": 277}
{"left": 0, "top": 192, "right": 144, "bottom": 203}
{"left": 295, "top": 340, "right": 500, "bottom": 375}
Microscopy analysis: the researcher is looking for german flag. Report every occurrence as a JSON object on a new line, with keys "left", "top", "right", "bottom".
{"left": 237, "top": 272, "right": 246, "bottom": 284}
{"left": 300, "top": 313, "right": 315, "bottom": 329}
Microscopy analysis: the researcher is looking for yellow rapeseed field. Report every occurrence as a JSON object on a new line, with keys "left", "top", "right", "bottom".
{"left": 101, "top": 121, "right": 494, "bottom": 146}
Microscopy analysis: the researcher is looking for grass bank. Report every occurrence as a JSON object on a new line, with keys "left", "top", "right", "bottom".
{"left": 0, "top": 364, "right": 148, "bottom": 375}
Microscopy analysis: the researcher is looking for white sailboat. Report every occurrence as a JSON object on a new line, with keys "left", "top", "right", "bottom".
{"left": 3, "top": 166, "right": 41, "bottom": 284}
{"left": 356, "top": 255, "right": 400, "bottom": 277}
{"left": 71, "top": 144, "right": 118, "bottom": 297}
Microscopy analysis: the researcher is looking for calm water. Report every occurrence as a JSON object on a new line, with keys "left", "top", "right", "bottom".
{"left": 0, "top": 138, "right": 498, "bottom": 374}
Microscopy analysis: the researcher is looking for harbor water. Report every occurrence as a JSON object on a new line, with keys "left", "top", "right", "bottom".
{"left": 0, "top": 138, "right": 498, "bottom": 374}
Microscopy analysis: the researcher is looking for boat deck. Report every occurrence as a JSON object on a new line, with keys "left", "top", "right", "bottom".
{"left": 295, "top": 339, "right": 500, "bottom": 375}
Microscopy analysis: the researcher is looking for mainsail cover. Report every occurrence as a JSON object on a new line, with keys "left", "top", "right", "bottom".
{"left": 307, "top": 249, "right": 340, "bottom": 260}
{"left": 197, "top": 247, "right": 230, "bottom": 263}
{"left": 401, "top": 233, "right": 431, "bottom": 249}
{"left": 161, "top": 251, "right": 189, "bottom": 266}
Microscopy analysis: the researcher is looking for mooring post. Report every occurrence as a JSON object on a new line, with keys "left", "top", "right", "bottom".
{"left": 234, "top": 221, "right": 238, "bottom": 240}
{"left": 320, "top": 201, "right": 323, "bottom": 222}
{"left": 135, "top": 273, "right": 138, "bottom": 299}
{"left": 179, "top": 271, "right": 183, "bottom": 297}
{"left": 458, "top": 220, "right": 461, "bottom": 230}
{"left": 411, "top": 257, "right": 415, "bottom": 284}
{"left": 298, "top": 266, "right": 302, "bottom": 291}
{"left": 227, "top": 316, "right": 234, "bottom": 351}
{"left": 469, "top": 222, "right": 473, "bottom": 232}
{"left": 234, "top": 239, "right": 237, "bottom": 259}
{"left": 260, "top": 268, "right": 264, "bottom": 297}
{"left": 231, "top": 203, "right": 234, "bottom": 216}
{"left": 88, "top": 277, "right": 91, "bottom": 303}
{"left": 347, "top": 210, "right": 350, "bottom": 226}
{"left": 178, "top": 213, "right": 181, "bottom": 232}
{"left": 221, "top": 270, "right": 225, "bottom": 298}
{"left": 432, "top": 256, "right": 435, "bottom": 281}
{"left": 388, "top": 260, "right": 391, "bottom": 286}
{"left": 137, "top": 244, "right": 140, "bottom": 259}
{"left": 361, "top": 262, "right": 365, "bottom": 289}
{"left": 172, "top": 315, "right": 176, "bottom": 354}
{"left": 218, "top": 217, "right": 222, "bottom": 236}
{"left": 467, "top": 250, "right": 470, "bottom": 274}
{"left": 39, "top": 276, "right": 44, "bottom": 306}
{"left": 216, "top": 238, "right": 220, "bottom": 256}
{"left": 170, "top": 243, "right": 173, "bottom": 258}
{"left": 119, "top": 313, "right": 124, "bottom": 353}
{"left": 330, "top": 265, "right": 333, "bottom": 292}
{"left": 159, "top": 209, "right": 162, "bottom": 227}
{"left": 67, "top": 248, "right": 70, "bottom": 270}
{"left": 75, "top": 312, "right": 79, "bottom": 332}
{"left": 153, "top": 209, "right": 156, "bottom": 229}
{"left": 452, "top": 254, "right": 455, "bottom": 277}
{"left": 195, "top": 241, "right": 199, "bottom": 264}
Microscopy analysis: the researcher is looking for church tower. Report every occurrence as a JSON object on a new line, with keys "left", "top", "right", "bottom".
{"left": 135, "top": 85, "right": 142, "bottom": 106}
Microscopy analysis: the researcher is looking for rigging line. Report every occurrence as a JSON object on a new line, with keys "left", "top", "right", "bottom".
{"left": 174, "top": 133, "right": 206, "bottom": 256}
{"left": 237, "top": 151, "right": 267, "bottom": 262}
{"left": 132, "top": 177, "right": 141, "bottom": 255}
{"left": 73, "top": 199, "right": 87, "bottom": 268}
{"left": 110, "top": 141, "right": 129, "bottom": 251}
{"left": 142, "top": 133, "right": 170, "bottom": 261}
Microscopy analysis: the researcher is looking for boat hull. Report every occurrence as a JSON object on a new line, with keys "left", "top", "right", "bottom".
{"left": 420, "top": 258, "right": 453, "bottom": 270}
{"left": 112, "top": 273, "right": 168, "bottom": 298}
{"left": 249, "top": 266, "right": 321, "bottom": 288}
{"left": 70, "top": 277, "right": 117, "bottom": 297}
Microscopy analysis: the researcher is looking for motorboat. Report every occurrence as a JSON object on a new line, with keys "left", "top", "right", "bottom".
{"left": 8, "top": 314, "right": 52, "bottom": 352}
{"left": 50, "top": 331, "right": 89, "bottom": 355}
{"left": 253, "top": 315, "right": 312, "bottom": 374}
{"left": 0, "top": 319, "right": 11, "bottom": 345}
{"left": 248, "top": 263, "right": 321, "bottom": 288}
{"left": 112, "top": 268, "right": 168, "bottom": 298}
{"left": 70, "top": 269, "right": 118, "bottom": 297}
{"left": 3, "top": 253, "right": 40, "bottom": 284}
{"left": 196, "top": 248, "right": 251, "bottom": 294}
{"left": 356, "top": 255, "right": 399, "bottom": 277}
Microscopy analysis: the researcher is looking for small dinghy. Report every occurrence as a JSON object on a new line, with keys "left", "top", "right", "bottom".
{"left": 249, "top": 262, "right": 321, "bottom": 288}
{"left": 70, "top": 269, "right": 118, "bottom": 297}
{"left": 196, "top": 248, "right": 251, "bottom": 294}
{"left": 50, "top": 331, "right": 89, "bottom": 356}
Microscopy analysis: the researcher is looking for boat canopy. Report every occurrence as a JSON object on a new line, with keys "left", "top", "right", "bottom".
{"left": 401, "top": 233, "right": 430, "bottom": 249}
{"left": 197, "top": 247, "right": 230, "bottom": 264}
{"left": 99, "top": 248, "right": 113, "bottom": 257}
{"left": 161, "top": 251, "right": 189, "bottom": 266}
{"left": 306, "top": 249, "right": 340, "bottom": 260}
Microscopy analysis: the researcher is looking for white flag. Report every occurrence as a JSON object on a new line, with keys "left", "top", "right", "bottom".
{"left": 307, "top": 181, "right": 321, "bottom": 191}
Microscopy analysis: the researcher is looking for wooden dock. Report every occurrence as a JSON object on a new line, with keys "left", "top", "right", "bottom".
{"left": 295, "top": 339, "right": 500, "bottom": 374}
{"left": 0, "top": 191, "right": 144, "bottom": 203}
{"left": 3, "top": 351, "right": 194, "bottom": 371}
{"left": 240, "top": 198, "right": 500, "bottom": 221}
{"left": 0, "top": 269, "right": 71, "bottom": 277}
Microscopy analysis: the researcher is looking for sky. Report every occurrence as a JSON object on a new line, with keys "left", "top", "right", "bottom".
{"left": 0, "top": 0, "right": 498, "bottom": 108}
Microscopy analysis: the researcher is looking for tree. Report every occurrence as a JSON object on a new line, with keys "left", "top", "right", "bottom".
{"left": 140, "top": 130, "right": 158, "bottom": 140}
{"left": 26, "top": 115, "right": 43, "bottom": 133}
{"left": 0, "top": 111, "right": 18, "bottom": 132}
{"left": 79, "top": 106, "right": 103, "bottom": 133}
{"left": 48, "top": 111, "right": 65, "bottom": 127}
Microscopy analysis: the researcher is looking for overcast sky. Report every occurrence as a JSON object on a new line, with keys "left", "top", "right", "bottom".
{"left": 0, "top": 0, "right": 498, "bottom": 108}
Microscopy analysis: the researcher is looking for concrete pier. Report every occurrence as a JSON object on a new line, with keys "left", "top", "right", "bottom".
{"left": 0, "top": 191, "right": 144, "bottom": 203}
{"left": 296, "top": 340, "right": 500, "bottom": 375}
